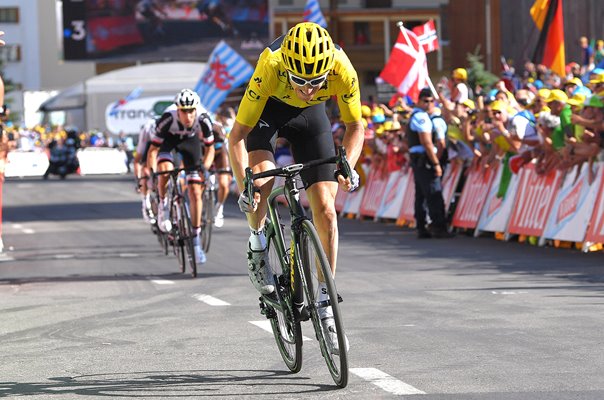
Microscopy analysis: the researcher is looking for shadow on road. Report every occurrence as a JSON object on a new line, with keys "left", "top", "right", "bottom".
{"left": 336, "top": 216, "right": 604, "bottom": 293}
{"left": 0, "top": 369, "right": 337, "bottom": 397}
{"left": 4, "top": 201, "right": 139, "bottom": 222}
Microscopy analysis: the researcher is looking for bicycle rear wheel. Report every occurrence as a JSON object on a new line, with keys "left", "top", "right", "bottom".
{"left": 201, "top": 187, "right": 215, "bottom": 253}
{"left": 180, "top": 200, "right": 197, "bottom": 278}
{"left": 266, "top": 222, "right": 302, "bottom": 372}
{"left": 298, "top": 219, "right": 348, "bottom": 388}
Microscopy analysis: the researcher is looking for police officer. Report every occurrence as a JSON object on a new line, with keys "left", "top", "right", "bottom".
{"left": 407, "top": 88, "right": 452, "bottom": 239}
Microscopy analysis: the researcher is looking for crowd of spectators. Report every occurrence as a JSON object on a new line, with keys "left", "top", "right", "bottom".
{"left": 349, "top": 48, "right": 604, "bottom": 203}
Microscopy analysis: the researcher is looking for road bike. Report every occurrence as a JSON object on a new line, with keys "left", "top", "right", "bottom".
{"left": 244, "top": 146, "right": 352, "bottom": 388}
{"left": 154, "top": 168, "right": 198, "bottom": 277}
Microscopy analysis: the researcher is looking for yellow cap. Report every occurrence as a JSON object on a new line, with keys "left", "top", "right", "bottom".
{"left": 545, "top": 89, "right": 568, "bottom": 103}
{"left": 452, "top": 68, "right": 467, "bottom": 81}
{"left": 537, "top": 88, "right": 551, "bottom": 99}
{"left": 567, "top": 93, "right": 586, "bottom": 106}
{"left": 564, "top": 77, "right": 583, "bottom": 87}
{"left": 589, "top": 73, "right": 604, "bottom": 84}
{"left": 461, "top": 99, "right": 475, "bottom": 109}
{"left": 490, "top": 100, "right": 507, "bottom": 113}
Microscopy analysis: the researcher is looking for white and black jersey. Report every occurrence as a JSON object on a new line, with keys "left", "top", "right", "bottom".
{"left": 151, "top": 107, "right": 214, "bottom": 147}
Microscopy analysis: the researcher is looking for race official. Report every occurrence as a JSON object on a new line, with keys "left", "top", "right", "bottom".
{"left": 407, "top": 88, "right": 452, "bottom": 239}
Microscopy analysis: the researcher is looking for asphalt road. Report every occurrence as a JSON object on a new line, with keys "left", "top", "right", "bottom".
{"left": 1, "top": 174, "right": 604, "bottom": 399}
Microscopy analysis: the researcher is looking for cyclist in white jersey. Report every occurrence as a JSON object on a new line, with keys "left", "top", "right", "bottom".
{"left": 148, "top": 89, "right": 215, "bottom": 264}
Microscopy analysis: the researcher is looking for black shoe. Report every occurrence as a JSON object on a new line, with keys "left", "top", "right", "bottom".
{"left": 417, "top": 229, "right": 432, "bottom": 239}
{"left": 430, "top": 227, "right": 455, "bottom": 238}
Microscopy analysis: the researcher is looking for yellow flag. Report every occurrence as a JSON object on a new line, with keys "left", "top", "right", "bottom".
{"left": 530, "top": 0, "right": 549, "bottom": 30}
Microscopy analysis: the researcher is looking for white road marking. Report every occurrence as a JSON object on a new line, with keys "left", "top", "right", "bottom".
{"left": 350, "top": 368, "right": 426, "bottom": 395}
{"left": 118, "top": 253, "right": 139, "bottom": 258}
{"left": 54, "top": 254, "right": 75, "bottom": 259}
{"left": 149, "top": 279, "right": 175, "bottom": 285}
{"left": 22, "top": 229, "right": 35, "bottom": 234}
{"left": 11, "top": 224, "right": 22, "bottom": 229}
{"left": 491, "top": 290, "right": 527, "bottom": 295}
{"left": 249, "top": 320, "right": 311, "bottom": 341}
{"left": 192, "top": 294, "right": 230, "bottom": 306}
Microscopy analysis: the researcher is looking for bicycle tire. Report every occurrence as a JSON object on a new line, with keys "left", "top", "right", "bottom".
{"left": 180, "top": 200, "right": 197, "bottom": 278}
{"left": 266, "top": 222, "right": 302, "bottom": 372}
{"left": 298, "top": 219, "right": 348, "bottom": 388}
{"left": 201, "top": 187, "right": 215, "bottom": 253}
{"left": 172, "top": 202, "right": 186, "bottom": 274}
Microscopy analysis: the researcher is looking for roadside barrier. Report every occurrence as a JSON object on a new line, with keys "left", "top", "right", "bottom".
{"left": 4, "top": 148, "right": 129, "bottom": 177}
{"left": 338, "top": 159, "right": 604, "bottom": 252}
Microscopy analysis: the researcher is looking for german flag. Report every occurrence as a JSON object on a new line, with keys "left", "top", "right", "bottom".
{"left": 531, "top": 0, "right": 565, "bottom": 77}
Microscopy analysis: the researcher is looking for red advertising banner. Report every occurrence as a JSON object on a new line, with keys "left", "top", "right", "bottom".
{"left": 451, "top": 164, "right": 497, "bottom": 229}
{"left": 398, "top": 169, "right": 416, "bottom": 223}
{"left": 88, "top": 16, "right": 144, "bottom": 53}
{"left": 507, "top": 163, "right": 563, "bottom": 237}
{"left": 585, "top": 165, "right": 604, "bottom": 243}
{"left": 359, "top": 168, "right": 389, "bottom": 218}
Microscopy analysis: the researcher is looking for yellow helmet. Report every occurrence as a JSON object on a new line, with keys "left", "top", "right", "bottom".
{"left": 281, "top": 22, "right": 335, "bottom": 78}
{"left": 452, "top": 68, "right": 468, "bottom": 81}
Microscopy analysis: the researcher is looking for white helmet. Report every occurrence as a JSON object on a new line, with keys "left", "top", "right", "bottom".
{"left": 175, "top": 89, "right": 200, "bottom": 109}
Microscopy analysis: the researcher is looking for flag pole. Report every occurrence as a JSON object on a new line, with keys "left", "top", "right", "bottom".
{"left": 396, "top": 21, "right": 438, "bottom": 98}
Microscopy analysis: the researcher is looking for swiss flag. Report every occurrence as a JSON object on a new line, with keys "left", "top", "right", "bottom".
{"left": 412, "top": 20, "right": 439, "bottom": 53}
{"left": 379, "top": 29, "right": 429, "bottom": 102}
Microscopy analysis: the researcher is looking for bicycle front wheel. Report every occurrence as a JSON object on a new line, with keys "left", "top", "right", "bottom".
{"left": 172, "top": 202, "right": 187, "bottom": 274}
{"left": 201, "top": 187, "right": 214, "bottom": 253}
{"left": 266, "top": 222, "right": 302, "bottom": 372}
{"left": 180, "top": 200, "right": 197, "bottom": 278}
{"left": 298, "top": 219, "right": 348, "bottom": 388}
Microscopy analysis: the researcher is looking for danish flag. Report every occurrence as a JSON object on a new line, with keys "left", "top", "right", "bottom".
{"left": 379, "top": 28, "right": 429, "bottom": 102}
{"left": 412, "top": 20, "right": 439, "bottom": 53}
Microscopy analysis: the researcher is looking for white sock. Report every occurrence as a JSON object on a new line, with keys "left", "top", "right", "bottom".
{"left": 318, "top": 283, "right": 332, "bottom": 319}
{"left": 248, "top": 227, "right": 266, "bottom": 251}
{"left": 216, "top": 203, "right": 224, "bottom": 216}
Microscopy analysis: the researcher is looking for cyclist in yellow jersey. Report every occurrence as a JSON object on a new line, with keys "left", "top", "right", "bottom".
{"left": 228, "top": 22, "right": 363, "bottom": 354}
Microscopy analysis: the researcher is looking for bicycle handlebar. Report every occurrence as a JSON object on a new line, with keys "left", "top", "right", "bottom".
{"left": 244, "top": 146, "right": 352, "bottom": 196}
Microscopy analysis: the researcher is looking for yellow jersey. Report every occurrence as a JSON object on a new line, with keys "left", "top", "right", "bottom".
{"left": 236, "top": 36, "right": 362, "bottom": 127}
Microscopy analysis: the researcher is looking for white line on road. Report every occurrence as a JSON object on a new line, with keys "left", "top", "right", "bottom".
{"left": 22, "top": 228, "right": 35, "bottom": 234}
{"left": 11, "top": 224, "right": 22, "bottom": 229}
{"left": 149, "top": 279, "right": 175, "bottom": 285}
{"left": 350, "top": 368, "right": 426, "bottom": 395}
{"left": 193, "top": 294, "right": 230, "bottom": 306}
{"left": 249, "top": 320, "right": 311, "bottom": 341}
{"left": 54, "top": 254, "right": 75, "bottom": 259}
{"left": 119, "top": 253, "right": 139, "bottom": 258}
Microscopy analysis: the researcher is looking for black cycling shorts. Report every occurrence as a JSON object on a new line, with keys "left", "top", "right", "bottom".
{"left": 246, "top": 97, "right": 336, "bottom": 188}
{"left": 156, "top": 134, "right": 201, "bottom": 172}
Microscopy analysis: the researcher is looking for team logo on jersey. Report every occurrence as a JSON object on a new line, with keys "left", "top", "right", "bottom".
{"left": 351, "top": 77, "right": 357, "bottom": 89}
{"left": 281, "top": 94, "right": 291, "bottom": 100}
{"left": 341, "top": 91, "right": 357, "bottom": 104}
{"left": 258, "top": 119, "right": 270, "bottom": 129}
{"left": 254, "top": 77, "right": 262, "bottom": 84}
{"left": 246, "top": 86, "right": 261, "bottom": 102}
{"left": 277, "top": 69, "right": 289, "bottom": 84}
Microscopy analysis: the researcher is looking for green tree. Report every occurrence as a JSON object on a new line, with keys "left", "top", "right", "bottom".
{"left": 466, "top": 45, "right": 499, "bottom": 93}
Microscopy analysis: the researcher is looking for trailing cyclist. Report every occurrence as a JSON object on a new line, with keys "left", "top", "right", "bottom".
{"left": 148, "top": 89, "right": 215, "bottom": 264}
{"left": 134, "top": 116, "right": 158, "bottom": 224}
{"left": 228, "top": 22, "right": 364, "bottom": 354}
{"left": 210, "top": 118, "right": 232, "bottom": 228}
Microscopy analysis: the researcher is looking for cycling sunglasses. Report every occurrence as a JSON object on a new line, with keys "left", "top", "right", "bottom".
{"left": 288, "top": 71, "right": 329, "bottom": 88}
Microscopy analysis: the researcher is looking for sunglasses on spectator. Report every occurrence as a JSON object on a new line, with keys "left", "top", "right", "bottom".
{"left": 288, "top": 71, "right": 329, "bottom": 88}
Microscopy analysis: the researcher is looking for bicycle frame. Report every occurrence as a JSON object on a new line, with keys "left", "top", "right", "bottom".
{"left": 261, "top": 174, "right": 307, "bottom": 311}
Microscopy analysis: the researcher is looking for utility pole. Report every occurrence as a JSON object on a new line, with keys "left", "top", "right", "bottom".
{"left": 329, "top": 0, "right": 338, "bottom": 44}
